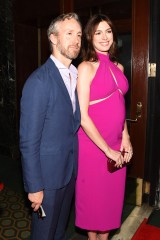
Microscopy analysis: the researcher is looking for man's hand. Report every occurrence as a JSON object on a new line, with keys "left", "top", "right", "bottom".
{"left": 28, "top": 191, "right": 44, "bottom": 211}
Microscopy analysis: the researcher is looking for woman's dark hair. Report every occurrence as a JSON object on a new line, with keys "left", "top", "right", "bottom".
{"left": 82, "top": 14, "right": 118, "bottom": 62}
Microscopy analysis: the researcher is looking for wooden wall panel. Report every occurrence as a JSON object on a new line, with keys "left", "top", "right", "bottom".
{"left": 129, "top": 0, "right": 150, "bottom": 178}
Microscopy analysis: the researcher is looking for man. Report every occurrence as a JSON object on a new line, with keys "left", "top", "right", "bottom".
{"left": 19, "top": 13, "right": 82, "bottom": 240}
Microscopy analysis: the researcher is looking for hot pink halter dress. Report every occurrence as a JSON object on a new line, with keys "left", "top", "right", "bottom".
{"left": 75, "top": 52, "right": 129, "bottom": 231}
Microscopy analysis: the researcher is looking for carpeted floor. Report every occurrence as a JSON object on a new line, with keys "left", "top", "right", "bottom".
{"left": 5, "top": 154, "right": 160, "bottom": 239}
{"left": 131, "top": 218, "right": 160, "bottom": 240}
{"left": 0, "top": 187, "right": 31, "bottom": 240}
{"left": 0, "top": 154, "right": 137, "bottom": 239}
{"left": 0, "top": 186, "right": 79, "bottom": 240}
{"left": 0, "top": 186, "right": 135, "bottom": 240}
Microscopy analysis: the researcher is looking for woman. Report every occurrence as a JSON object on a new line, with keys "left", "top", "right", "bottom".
{"left": 75, "top": 14, "right": 133, "bottom": 240}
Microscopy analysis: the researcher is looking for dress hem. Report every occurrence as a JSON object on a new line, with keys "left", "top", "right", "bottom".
{"left": 75, "top": 223, "right": 121, "bottom": 232}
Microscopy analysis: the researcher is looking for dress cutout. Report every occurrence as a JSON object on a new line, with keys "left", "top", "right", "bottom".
{"left": 75, "top": 52, "right": 129, "bottom": 231}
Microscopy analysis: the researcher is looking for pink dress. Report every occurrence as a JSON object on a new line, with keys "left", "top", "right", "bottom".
{"left": 75, "top": 52, "right": 129, "bottom": 231}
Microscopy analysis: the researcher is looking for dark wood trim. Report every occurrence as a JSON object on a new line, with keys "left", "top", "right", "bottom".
{"left": 113, "top": 19, "right": 131, "bottom": 33}
{"left": 129, "top": 0, "right": 150, "bottom": 178}
{"left": 59, "top": 0, "right": 74, "bottom": 14}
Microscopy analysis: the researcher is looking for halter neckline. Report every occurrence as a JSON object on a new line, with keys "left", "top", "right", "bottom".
{"left": 96, "top": 52, "right": 109, "bottom": 61}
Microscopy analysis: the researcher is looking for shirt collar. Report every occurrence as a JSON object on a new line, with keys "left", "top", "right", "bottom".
{"left": 50, "top": 55, "right": 67, "bottom": 69}
{"left": 50, "top": 55, "right": 78, "bottom": 76}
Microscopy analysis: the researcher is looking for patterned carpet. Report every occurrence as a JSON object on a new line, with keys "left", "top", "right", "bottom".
{"left": 0, "top": 187, "right": 31, "bottom": 240}
{"left": 0, "top": 187, "right": 77, "bottom": 240}
{"left": 0, "top": 185, "right": 135, "bottom": 240}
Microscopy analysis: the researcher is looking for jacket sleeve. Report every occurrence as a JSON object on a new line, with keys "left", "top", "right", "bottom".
{"left": 19, "top": 71, "right": 50, "bottom": 193}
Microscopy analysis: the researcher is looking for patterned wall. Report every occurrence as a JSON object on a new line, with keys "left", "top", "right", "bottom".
{"left": 0, "top": 0, "right": 18, "bottom": 157}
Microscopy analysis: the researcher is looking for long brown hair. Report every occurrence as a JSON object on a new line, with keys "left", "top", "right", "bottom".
{"left": 82, "top": 14, "right": 118, "bottom": 63}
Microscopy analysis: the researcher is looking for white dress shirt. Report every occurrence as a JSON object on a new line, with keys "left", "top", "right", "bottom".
{"left": 50, "top": 55, "right": 77, "bottom": 113}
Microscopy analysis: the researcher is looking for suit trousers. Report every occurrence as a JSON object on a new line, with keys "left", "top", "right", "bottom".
{"left": 30, "top": 174, "right": 75, "bottom": 240}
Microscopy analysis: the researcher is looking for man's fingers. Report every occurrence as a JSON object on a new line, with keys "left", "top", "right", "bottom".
{"left": 31, "top": 202, "right": 41, "bottom": 211}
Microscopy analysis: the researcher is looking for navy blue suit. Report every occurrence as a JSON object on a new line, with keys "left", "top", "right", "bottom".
{"left": 20, "top": 58, "right": 80, "bottom": 240}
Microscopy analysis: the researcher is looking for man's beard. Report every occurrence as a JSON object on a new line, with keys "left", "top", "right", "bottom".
{"left": 57, "top": 40, "right": 80, "bottom": 60}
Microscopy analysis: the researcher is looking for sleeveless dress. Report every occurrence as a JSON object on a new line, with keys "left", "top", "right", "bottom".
{"left": 75, "top": 52, "right": 129, "bottom": 231}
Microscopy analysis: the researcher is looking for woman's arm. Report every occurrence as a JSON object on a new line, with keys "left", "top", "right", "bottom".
{"left": 117, "top": 63, "right": 133, "bottom": 162}
{"left": 77, "top": 62, "right": 123, "bottom": 164}
{"left": 120, "top": 121, "right": 133, "bottom": 162}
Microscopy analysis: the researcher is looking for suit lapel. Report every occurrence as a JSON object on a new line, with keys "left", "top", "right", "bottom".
{"left": 46, "top": 58, "right": 81, "bottom": 132}
{"left": 46, "top": 58, "right": 72, "bottom": 107}
{"left": 74, "top": 90, "right": 81, "bottom": 133}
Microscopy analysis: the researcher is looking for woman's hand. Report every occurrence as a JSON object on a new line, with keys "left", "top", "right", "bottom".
{"left": 120, "top": 135, "right": 133, "bottom": 163}
{"left": 105, "top": 148, "right": 124, "bottom": 168}
{"left": 120, "top": 121, "right": 133, "bottom": 163}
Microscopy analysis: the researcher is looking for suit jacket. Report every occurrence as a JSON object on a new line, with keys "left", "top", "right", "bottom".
{"left": 19, "top": 58, "right": 80, "bottom": 193}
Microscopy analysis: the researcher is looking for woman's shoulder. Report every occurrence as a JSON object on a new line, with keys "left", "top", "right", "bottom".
{"left": 78, "top": 60, "right": 94, "bottom": 69}
{"left": 78, "top": 61, "right": 98, "bottom": 83}
{"left": 78, "top": 60, "right": 98, "bottom": 73}
{"left": 114, "top": 62, "right": 124, "bottom": 72}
